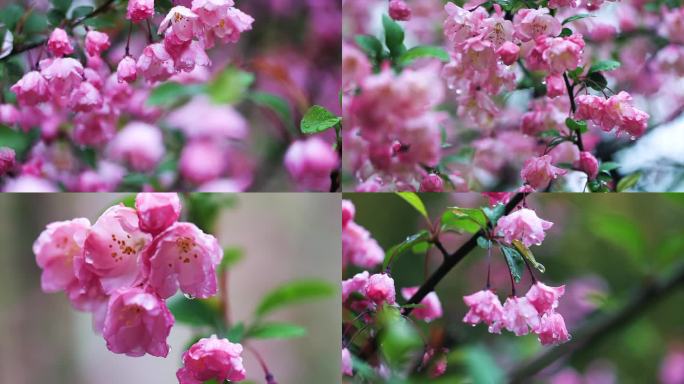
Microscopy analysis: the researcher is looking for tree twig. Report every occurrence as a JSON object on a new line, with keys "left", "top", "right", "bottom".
{"left": 508, "top": 261, "right": 684, "bottom": 383}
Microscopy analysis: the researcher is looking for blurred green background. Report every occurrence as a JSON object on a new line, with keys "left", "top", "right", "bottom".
{"left": 0, "top": 193, "right": 341, "bottom": 384}
{"left": 344, "top": 193, "right": 684, "bottom": 383}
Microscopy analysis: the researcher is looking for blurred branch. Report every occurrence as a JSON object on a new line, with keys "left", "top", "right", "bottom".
{"left": 402, "top": 192, "right": 526, "bottom": 316}
{"left": 508, "top": 261, "right": 684, "bottom": 383}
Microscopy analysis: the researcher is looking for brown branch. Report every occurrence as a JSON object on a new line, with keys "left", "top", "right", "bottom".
{"left": 508, "top": 261, "right": 684, "bottom": 383}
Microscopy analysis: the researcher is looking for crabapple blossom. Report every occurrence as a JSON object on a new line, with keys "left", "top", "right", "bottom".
{"left": 85, "top": 31, "right": 111, "bottom": 57}
{"left": 136, "top": 43, "right": 176, "bottom": 83}
{"left": 40, "top": 57, "right": 84, "bottom": 95}
{"left": 179, "top": 140, "right": 227, "bottom": 185}
{"left": 0, "top": 104, "right": 19, "bottom": 125}
{"left": 525, "top": 282, "right": 566, "bottom": 314}
{"left": 342, "top": 271, "right": 369, "bottom": 302}
{"left": 0, "top": 147, "right": 15, "bottom": 175}
{"left": 177, "top": 335, "right": 246, "bottom": 383}
{"left": 660, "top": 348, "right": 684, "bottom": 384}
{"left": 342, "top": 199, "right": 355, "bottom": 229}
{"left": 10, "top": 71, "right": 50, "bottom": 106}
{"left": 199, "top": 7, "right": 254, "bottom": 48}
{"left": 284, "top": 137, "right": 339, "bottom": 191}
{"left": 342, "top": 348, "right": 353, "bottom": 376}
{"left": 365, "top": 273, "right": 396, "bottom": 305}
{"left": 159, "top": 6, "right": 200, "bottom": 42}
{"left": 401, "top": 287, "right": 443, "bottom": 322}
{"left": 107, "top": 122, "right": 165, "bottom": 172}
{"left": 497, "top": 41, "right": 520, "bottom": 66}
{"left": 33, "top": 218, "right": 91, "bottom": 293}
{"left": 47, "top": 28, "right": 74, "bottom": 57}
{"left": 103, "top": 287, "right": 174, "bottom": 357}
{"left": 135, "top": 193, "right": 182, "bottom": 235}
{"left": 513, "top": 9, "right": 561, "bottom": 42}
{"left": 501, "top": 296, "right": 540, "bottom": 336}
{"left": 127, "top": 0, "right": 155, "bottom": 23}
{"left": 145, "top": 222, "right": 223, "bottom": 299}
{"left": 419, "top": 174, "right": 444, "bottom": 192}
{"left": 496, "top": 208, "right": 553, "bottom": 247}
{"left": 389, "top": 0, "right": 411, "bottom": 21}
{"left": 69, "top": 82, "right": 103, "bottom": 113}
{"left": 598, "top": 92, "right": 649, "bottom": 138}
{"left": 117, "top": 56, "right": 138, "bottom": 83}
{"left": 521, "top": 155, "right": 567, "bottom": 190}
{"left": 462, "top": 289, "right": 504, "bottom": 332}
{"left": 342, "top": 221, "right": 384, "bottom": 268}
{"left": 575, "top": 151, "right": 599, "bottom": 179}
{"left": 536, "top": 311, "right": 571, "bottom": 345}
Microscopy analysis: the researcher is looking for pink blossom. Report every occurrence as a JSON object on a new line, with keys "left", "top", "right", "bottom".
{"left": 419, "top": 173, "right": 444, "bottom": 192}
{"left": 0, "top": 147, "right": 15, "bottom": 175}
{"left": 85, "top": 31, "right": 111, "bottom": 57}
{"left": 342, "top": 222, "right": 384, "bottom": 268}
{"left": 342, "top": 43, "right": 371, "bottom": 89}
{"left": 127, "top": 0, "right": 155, "bottom": 23}
{"left": 69, "top": 82, "right": 103, "bottom": 113}
{"left": 661, "top": 8, "right": 684, "bottom": 44}
{"left": 10, "top": 71, "right": 50, "bottom": 106}
{"left": 575, "top": 94, "right": 605, "bottom": 121}
{"left": 496, "top": 208, "right": 553, "bottom": 247}
{"left": 200, "top": 7, "right": 254, "bottom": 48}
{"left": 174, "top": 41, "right": 211, "bottom": 72}
{"left": 539, "top": 34, "right": 585, "bottom": 74}
{"left": 117, "top": 56, "right": 138, "bottom": 83}
{"left": 108, "top": 122, "right": 165, "bottom": 172}
{"left": 463, "top": 289, "right": 504, "bottom": 332}
{"left": 166, "top": 96, "right": 248, "bottom": 140}
{"left": 342, "top": 199, "right": 355, "bottom": 229}
{"left": 422, "top": 348, "right": 448, "bottom": 378}
{"left": 135, "top": 193, "right": 182, "bottom": 235}
{"left": 177, "top": 335, "right": 246, "bottom": 383}
{"left": 389, "top": 0, "right": 411, "bottom": 21}
{"left": 660, "top": 348, "right": 684, "bottom": 384}
{"left": 342, "top": 271, "right": 369, "bottom": 302}
{"left": 521, "top": 155, "right": 567, "bottom": 190}
{"left": 33, "top": 218, "right": 91, "bottom": 293}
{"left": 2, "top": 175, "right": 59, "bottom": 192}
{"left": 535, "top": 311, "right": 570, "bottom": 345}
{"left": 548, "top": 0, "right": 577, "bottom": 8}
{"left": 401, "top": 286, "right": 443, "bottom": 322}
{"left": 497, "top": 41, "right": 520, "bottom": 65}
{"left": 40, "top": 57, "right": 84, "bottom": 95}
{"left": 599, "top": 91, "right": 649, "bottom": 138}
{"left": 284, "top": 137, "right": 339, "bottom": 192}
{"left": 502, "top": 296, "right": 540, "bottom": 336}
{"left": 483, "top": 192, "right": 513, "bottom": 206}
{"left": 365, "top": 273, "right": 396, "bottom": 305}
{"left": 513, "top": 9, "right": 561, "bottom": 42}
{"left": 82, "top": 205, "right": 152, "bottom": 293}
{"left": 145, "top": 222, "right": 223, "bottom": 299}
{"left": 191, "top": 0, "right": 235, "bottom": 26}
{"left": 0, "top": 103, "right": 19, "bottom": 125}
{"left": 136, "top": 43, "right": 176, "bottom": 83}
{"left": 103, "top": 287, "right": 174, "bottom": 357}
{"left": 574, "top": 151, "right": 599, "bottom": 179}
{"left": 546, "top": 74, "right": 565, "bottom": 98}
{"left": 47, "top": 28, "right": 74, "bottom": 57}
{"left": 526, "top": 282, "right": 565, "bottom": 314}
{"left": 342, "top": 348, "right": 353, "bottom": 376}
{"left": 72, "top": 110, "right": 117, "bottom": 147}
{"left": 179, "top": 140, "right": 226, "bottom": 184}
{"left": 159, "top": 6, "right": 200, "bottom": 42}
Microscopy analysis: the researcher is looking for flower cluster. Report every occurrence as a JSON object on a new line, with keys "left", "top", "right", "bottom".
{"left": 33, "top": 193, "right": 224, "bottom": 355}
{"left": 342, "top": 199, "right": 384, "bottom": 268}
{"left": 576, "top": 92, "right": 650, "bottom": 138}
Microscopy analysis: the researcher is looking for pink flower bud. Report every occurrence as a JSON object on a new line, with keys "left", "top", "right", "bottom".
{"left": 660, "top": 348, "right": 684, "bottom": 384}
{"left": 365, "top": 273, "right": 396, "bottom": 305}
{"left": 342, "top": 348, "right": 353, "bottom": 376}
{"left": 0, "top": 147, "right": 16, "bottom": 175}
{"left": 108, "top": 122, "right": 165, "bottom": 172}
{"left": 146, "top": 222, "right": 223, "bottom": 299}
{"left": 545, "top": 74, "right": 565, "bottom": 98}
{"left": 284, "top": 137, "right": 339, "bottom": 192}
{"left": 525, "top": 282, "right": 565, "bottom": 314}
{"left": 535, "top": 311, "right": 570, "bottom": 345}
{"left": 389, "top": 0, "right": 411, "bottom": 21}
{"left": 342, "top": 222, "right": 384, "bottom": 268}
{"left": 342, "top": 199, "right": 355, "bottom": 229}
{"left": 495, "top": 208, "right": 553, "bottom": 248}
{"left": 497, "top": 41, "right": 520, "bottom": 65}
{"left": 463, "top": 290, "right": 504, "bottom": 332}
{"left": 103, "top": 287, "right": 174, "bottom": 357}
{"left": 177, "top": 335, "right": 246, "bottom": 383}
{"left": 69, "top": 81, "right": 103, "bottom": 112}
{"left": 520, "top": 155, "right": 567, "bottom": 190}
{"left": 574, "top": 151, "right": 599, "bottom": 179}
{"left": 10, "top": 71, "right": 50, "bottom": 106}
{"left": 0, "top": 104, "right": 19, "bottom": 125}
{"left": 501, "top": 296, "right": 540, "bottom": 336}
{"left": 419, "top": 173, "right": 444, "bottom": 192}
{"left": 82, "top": 205, "right": 152, "bottom": 294}
{"left": 33, "top": 218, "right": 91, "bottom": 293}
{"left": 401, "top": 286, "right": 443, "bottom": 322}
{"left": 85, "top": 30, "right": 111, "bottom": 57}
{"left": 117, "top": 56, "right": 138, "bottom": 83}
{"left": 40, "top": 57, "right": 84, "bottom": 95}
{"left": 47, "top": 28, "right": 74, "bottom": 57}
{"left": 135, "top": 193, "right": 182, "bottom": 235}
{"left": 127, "top": 0, "right": 155, "bottom": 23}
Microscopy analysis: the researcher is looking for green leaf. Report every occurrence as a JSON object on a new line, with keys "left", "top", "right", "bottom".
{"left": 0, "top": 125, "right": 32, "bottom": 157}
{"left": 411, "top": 241, "right": 430, "bottom": 254}
{"left": 378, "top": 306, "right": 422, "bottom": 367}
{"left": 482, "top": 203, "right": 506, "bottom": 226}
{"left": 512, "top": 240, "right": 545, "bottom": 273}
{"left": 207, "top": 67, "right": 255, "bottom": 104}
{"left": 300, "top": 105, "right": 341, "bottom": 134}
{"left": 167, "top": 295, "right": 223, "bottom": 328}
{"left": 255, "top": 279, "right": 335, "bottom": 317}
{"left": 501, "top": 246, "right": 525, "bottom": 283}
{"left": 382, "top": 14, "right": 405, "bottom": 57}
{"left": 23, "top": 12, "right": 48, "bottom": 34}
{"left": 147, "top": 82, "right": 205, "bottom": 107}
{"left": 562, "top": 13, "right": 592, "bottom": 25}
{"left": 226, "top": 322, "right": 245, "bottom": 342}
{"left": 589, "top": 60, "right": 621, "bottom": 74}
{"left": 0, "top": 5, "right": 24, "bottom": 31}
{"left": 249, "top": 92, "right": 293, "bottom": 131}
{"left": 477, "top": 237, "right": 492, "bottom": 249}
{"left": 616, "top": 171, "right": 641, "bottom": 192}
{"left": 51, "top": 0, "right": 72, "bottom": 12}
{"left": 398, "top": 45, "right": 449, "bottom": 66}
{"left": 82, "top": 13, "right": 115, "bottom": 28}
{"left": 565, "top": 117, "right": 588, "bottom": 133}
{"left": 441, "top": 210, "right": 482, "bottom": 234}
{"left": 559, "top": 27, "right": 572, "bottom": 37}
{"left": 461, "top": 345, "right": 505, "bottom": 384}
{"left": 395, "top": 192, "right": 429, "bottom": 219}
{"left": 121, "top": 173, "right": 150, "bottom": 188}
{"left": 383, "top": 230, "right": 431, "bottom": 270}
{"left": 589, "top": 212, "right": 645, "bottom": 260}
{"left": 217, "top": 247, "right": 243, "bottom": 274}
{"left": 447, "top": 207, "right": 487, "bottom": 228}
{"left": 70, "top": 5, "right": 94, "bottom": 19}
{"left": 599, "top": 162, "right": 620, "bottom": 172}
{"left": 585, "top": 72, "right": 608, "bottom": 91}
{"left": 247, "top": 322, "right": 307, "bottom": 340}
{"left": 355, "top": 34, "right": 384, "bottom": 61}
{"left": 47, "top": 9, "right": 66, "bottom": 26}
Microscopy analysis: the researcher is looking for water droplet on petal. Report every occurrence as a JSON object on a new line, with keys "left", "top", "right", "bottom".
{"left": 184, "top": 293, "right": 195, "bottom": 300}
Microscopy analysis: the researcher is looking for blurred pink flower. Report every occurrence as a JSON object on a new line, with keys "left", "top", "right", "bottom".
{"left": 177, "top": 335, "right": 246, "bottom": 383}
{"left": 135, "top": 193, "right": 182, "bottom": 235}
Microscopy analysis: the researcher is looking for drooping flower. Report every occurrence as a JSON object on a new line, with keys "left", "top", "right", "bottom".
{"left": 145, "top": 222, "right": 223, "bottom": 299}
{"left": 127, "top": 0, "right": 155, "bottom": 23}
{"left": 389, "top": 0, "right": 412, "bottom": 21}
{"left": 177, "top": 335, "right": 246, "bottom": 383}
{"left": 136, "top": 43, "right": 176, "bottom": 83}
{"left": 117, "top": 56, "right": 138, "bottom": 83}
{"left": 535, "top": 311, "right": 570, "bottom": 345}
{"left": 497, "top": 41, "right": 520, "bottom": 65}
{"left": 135, "top": 193, "right": 182, "bottom": 235}
{"left": 501, "top": 296, "right": 540, "bottom": 336}
{"left": 0, "top": 147, "right": 16, "bottom": 175}
{"left": 159, "top": 6, "right": 200, "bottom": 43}
{"left": 463, "top": 289, "right": 504, "bottom": 332}
{"left": 513, "top": 8, "right": 561, "bottom": 42}
{"left": 365, "top": 273, "right": 396, "bottom": 305}
{"left": 342, "top": 222, "right": 384, "bottom": 268}
{"left": 40, "top": 57, "right": 84, "bottom": 95}
{"left": 199, "top": 7, "right": 254, "bottom": 48}
{"left": 496, "top": 208, "right": 553, "bottom": 247}
{"left": 525, "top": 282, "right": 565, "bottom": 314}
{"left": 85, "top": 31, "right": 111, "bottom": 57}
{"left": 47, "top": 28, "right": 74, "bottom": 57}
{"left": 574, "top": 151, "right": 599, "bottom": 179}
{"left": 401, "top": 286, "right": 443, "bottom": 322}
{"left": 103, "top": 287, "right": 174, "bottom": 357}
{"left": 69, "top": 82, "right": 103, "bottom": 113}
{"left": 179, "top": 140, "right": 226, "bottom": 185}
{"left": 10, "top": 71, "right": 50, "bottom": 106}
{"left": 284, "top": 137, "right": 339, "bottom": 192}
{"left": 520, "top": 155, "right": 567, "bottom": 190}
{"left": 342, "top": 199, "right": 355, "bottom": 229}
{"left": 342, "top": 271, "right": 369, "bottom": 302}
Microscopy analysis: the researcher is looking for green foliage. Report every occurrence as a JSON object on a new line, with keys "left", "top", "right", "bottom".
{"left": 0, "top": 5, "right": 24, "bottom": 31}
{"left": 383, "top": 230, "right": 431, "bottom": 270}
{"left": 147, "top": 82, "right": 205, "bottom": 107}
{"left": 398, "top": 46, "right": 449, "bottom": 67}
{"left": 458, "top": 345, "right": 505, "bottom": 384}
{"left": 51, "top": 0, "right": 72, "bottom": 13}
{"left": 207, "top": 66, "right": 254, "bottom": 104}
{"left": 382, "top": 14, "right": 406, "bottom": 59}
{"left": 617, "top": 172, "right": 641, "bottom": 192}
{"left": 441, "top": 209, "right": 482, "bottom": 234}
{"left": 378, "top": 306, "right": 422, "bottom": 368}
{"left": 185, "top": 193, "right": 235, "bottom": 233}
{"left": 254, "top": 279, "right": 335, "bottom": 318}
{"left": 599, "top": 162, "right": 620, "bottom": 172}
{"left": 70, "top": 5, "right": 94, "bottom": 20}
{"left": 512, "top": 239, "right": 545, "bottom": 273}
{"left": 226, "top": 322, "right": 245, "bottom": 342}
{"left": 501, "top": 245, "right": 525, "bottom": 282}
{"left": 559, "top": 27, "right": 573, "bottom": 37}
{"left": 589, "top": 59, "right": 621, "bottom": 74}
{"left": 0, "top": 125, "right": 35, "bottom": 158}
{"left": 566, "top": 117, "right": 588, "bottom": 133}
{"left": 300, "top": 105, "right": 341, "bottom": 135}
{"left": 249, "top": 92, "right": 294, "bottom": 132}
{"left": 168, "top": 295, "right": 224, "bottom": 329}
{"left": 396, "top": 192, "right": 429, "bottom": 219}
{"left": 246, "top": 322, "right": 307, "bottom": 340}
{"left": 355, "top": 34, "right": 385, "bottom": 64}
{"left": 217, "top": 247, "right": 243, "bottom": 274}
{"left": 482, "top": 203, "right": 506, "bottom": 227}
{"left": 562, "top": 13, "right": 593, "bottom": 25}
{"left": 447, "top": 207, "right": 487, "bottom": 228}
{"left": 589, "top": 212, "right": 646, "bottom": 261}
{"left": 477, "top": 236, "right": 492, "bottom": 249}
